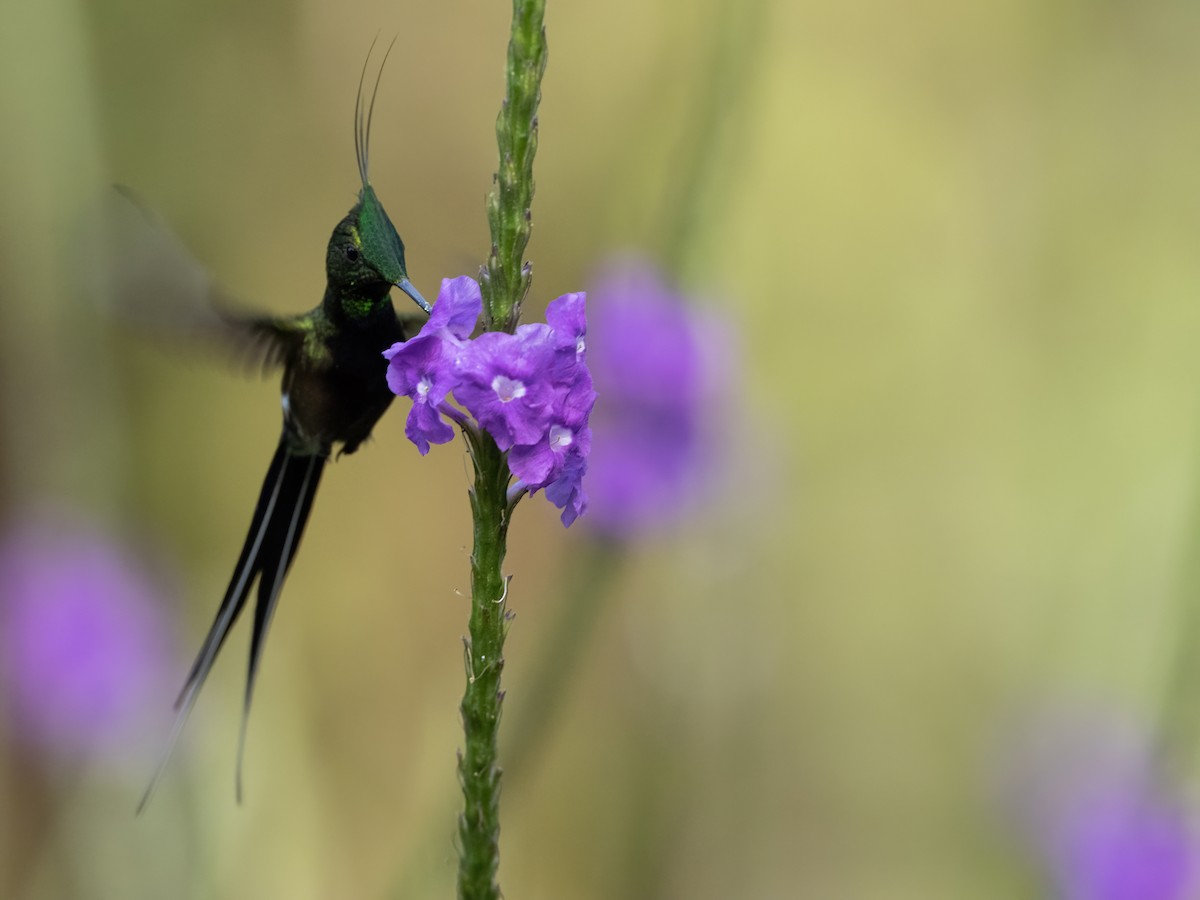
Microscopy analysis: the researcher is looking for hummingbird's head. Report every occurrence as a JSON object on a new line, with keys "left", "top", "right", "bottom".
{"left": 325, "top": 186, "right": 428, "bottom": 313}
{"left": 325, "top": 36, "right": 429, "bottom": 314}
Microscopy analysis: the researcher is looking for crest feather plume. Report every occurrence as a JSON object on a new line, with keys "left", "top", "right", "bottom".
{"left": 354, "top": 35, "right": 398, "bottom": 189}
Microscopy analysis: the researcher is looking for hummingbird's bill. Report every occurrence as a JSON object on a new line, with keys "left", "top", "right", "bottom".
{"left": 396, "top": 277, "right": 430, "bottom": 313}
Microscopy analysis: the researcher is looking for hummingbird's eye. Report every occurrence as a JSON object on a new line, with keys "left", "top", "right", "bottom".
{"left": 343, "top": 244, "right": 360, "bottom": 263}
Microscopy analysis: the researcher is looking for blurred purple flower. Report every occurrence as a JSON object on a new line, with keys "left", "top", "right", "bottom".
{"left": 0, "top": 515, "right": 172, "bottom": 758}
{"left": 1057, "top": 788, "right": 1194, "bottom": 900}
{"left": 1000, "top": 704, "right": 1200, "bottom": 900}
{"left": 584, "top": 259, "right": 725, "bottom": 537}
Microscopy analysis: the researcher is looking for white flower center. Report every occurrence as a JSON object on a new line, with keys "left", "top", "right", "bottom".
{"left": 549, "top": 425, "right": 573, "bottom": 450}
{"left": 416, "top": 376, "right": 432, "bottom": 400}
{"left": 576, "top": 336, "right": 586, "bottom": 358}
{"left": 492, "top": 375, "right": 526, "bottom": 403}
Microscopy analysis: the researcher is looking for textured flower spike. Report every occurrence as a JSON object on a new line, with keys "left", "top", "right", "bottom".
{"left": 388, "top": 5, "right": 550, "bottom": 897}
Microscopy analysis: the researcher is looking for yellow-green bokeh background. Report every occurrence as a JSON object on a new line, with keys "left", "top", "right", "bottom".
{"left": 4, "top": 0, "right": 1200, "bottom": 897}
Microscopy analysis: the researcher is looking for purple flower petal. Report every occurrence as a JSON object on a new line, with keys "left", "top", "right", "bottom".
{"left": 384, "top": 334, "right": 447, "bottom": 399}
{"left": 544, "top": 454, "right": 589, "bottom": 527}
{"left": 406, "top": 398, "right": 456, "bottom": 455}
{"left": 428, "top": 276, "right": 483, "bottom": 339}
{"left": 507, "top": 358, "right": 595, "bottom": 489}
{"left": 454, "top": 328, "right": 557, "bottom": 450}
{"left": 508, "top": 437, "right": 558, "bottom": 486}
{"left": 509, "top": 423, "right": 586, "bottom": 486}
{"left": 384, "top": 335, "right": 460, "bottom": 453}
{"left": 546, "top": 291, "right": 587, "bottom": 364}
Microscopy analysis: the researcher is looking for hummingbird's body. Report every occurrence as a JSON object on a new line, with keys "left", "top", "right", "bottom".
{"left": 280, "top": 305, "right": 405, "bottom": 457}
{"left": 139, "top": 48, "right": 428, "bottom": 808}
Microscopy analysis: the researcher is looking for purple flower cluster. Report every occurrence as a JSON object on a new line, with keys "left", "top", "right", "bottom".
{"left": 383, "top": 277, "right": 595, "bottom": 526}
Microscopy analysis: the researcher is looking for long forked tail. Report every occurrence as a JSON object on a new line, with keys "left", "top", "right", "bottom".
{"left": 138, "top": 432, "right": 325, "bottom": 812}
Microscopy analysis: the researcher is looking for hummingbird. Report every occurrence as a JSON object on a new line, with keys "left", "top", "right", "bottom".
{"left": 136, "top": 43, "right": 429, "bottom": 810}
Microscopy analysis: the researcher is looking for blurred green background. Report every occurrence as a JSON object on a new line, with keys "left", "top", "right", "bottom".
{"left": 4, "top": 0, "right": 1200, "bottom": 897}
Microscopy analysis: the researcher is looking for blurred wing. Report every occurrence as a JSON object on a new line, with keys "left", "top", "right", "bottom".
{"left": 220, "top": 309, "right": 306, "bottom": 374}
{"left": 80, "top": 186, "right": 301, "bottom": 374}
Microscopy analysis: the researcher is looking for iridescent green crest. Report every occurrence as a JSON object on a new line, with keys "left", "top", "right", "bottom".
{"left": 350, "top": 37, "right": 428, "bottom": 311}
{"left": 354, "top": 185, "right": 407, "bottom": 285}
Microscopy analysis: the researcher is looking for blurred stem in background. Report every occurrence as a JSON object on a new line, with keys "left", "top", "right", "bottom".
{"left": 501, "top": 0, "right": 766, "bottom": 784}
{"left": 502, "top": 540, "right": 624, "bottom": 776}
{"left": 0, "top": 0, "right": 123, "bottom": 516}
{"left": 456, "top": 2, "right": 546, "bottom": 899}
{"left": 657, "top": 0, "right": 767, "bottom": 278}
{"left": 0, "top": 1, "right": 183, "bottom": 896}
{"left": 1153, "top": 482, "right": 1200, "bottom": 769}
{"left": 0, "top": 2, "right": 110, "bottom": 893}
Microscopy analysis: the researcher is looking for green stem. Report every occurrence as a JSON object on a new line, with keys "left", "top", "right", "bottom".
{"left": 457, "top": 434, "right": 512, "bottom": 900}
{"left": 480, "top": 0, "right": 547, "bottom": 333}
{"left": 456, "top": 3, "right": 547, "bottom": 898}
